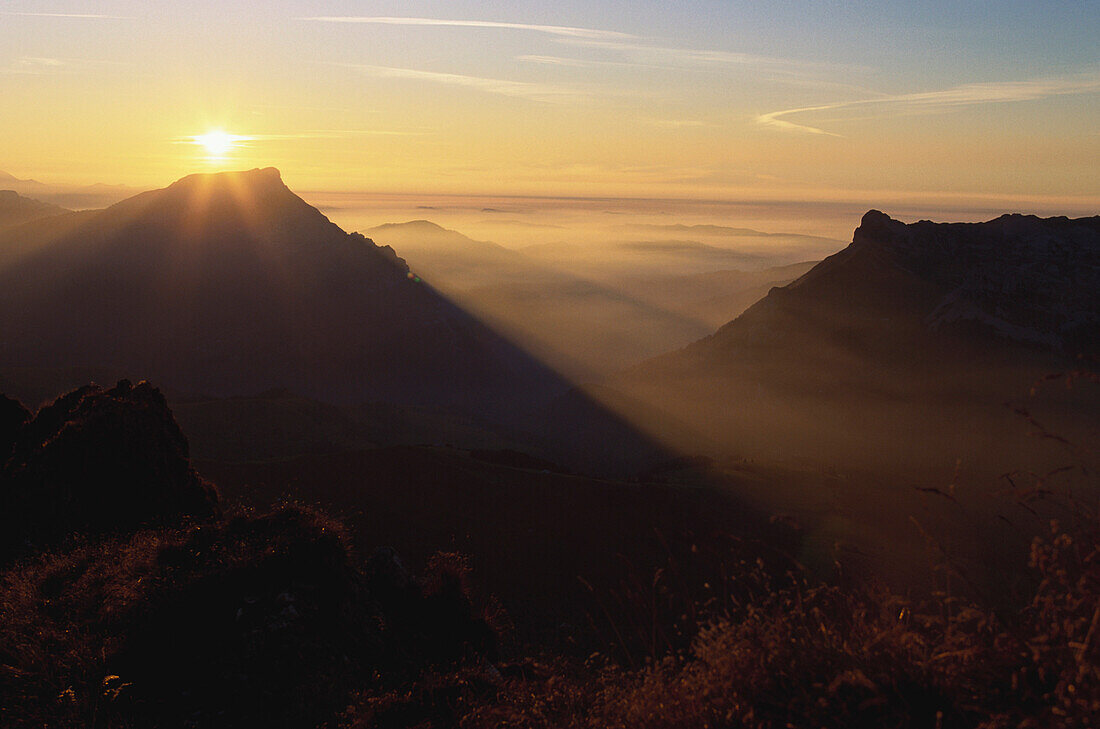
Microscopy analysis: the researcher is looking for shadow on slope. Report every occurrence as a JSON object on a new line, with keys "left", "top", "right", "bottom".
{"left": 368, "top": 220, "right": 820, "bottom": 378}
{"left": 0, "top": 168, "right": 689, "bottom": 477}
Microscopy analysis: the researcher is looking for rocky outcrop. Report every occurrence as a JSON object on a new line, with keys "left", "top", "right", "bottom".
{"left": 0, "top": 380, "right": 219, "bottom": 558}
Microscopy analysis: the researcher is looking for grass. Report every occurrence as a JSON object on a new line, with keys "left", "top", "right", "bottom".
{"left": 1, "top": 377, "right": 1097, "bottom": 728}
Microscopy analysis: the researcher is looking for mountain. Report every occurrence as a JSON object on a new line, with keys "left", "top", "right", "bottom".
{"left": 365, "top": 219, "right": 532, "bottom": 290}
{"left": 609, "top": 211, "right": 1100, "bottom": 473}
{"left": 0, "top": 168, "right": 569, "bottom": 419}
{"left": 684, "top": 210, "right": 1100, "bottom": 361}
{"left": 0, "top": 189, "right": 69, "bottom": 230}
{"left": 0, "top": 168, "right": 140, "bottom": 208}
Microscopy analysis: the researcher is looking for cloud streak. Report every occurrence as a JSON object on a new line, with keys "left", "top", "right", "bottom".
{"left": 302, "top": 15, "right": 858, "bottom": 85}
{"left": 758, "top": 72, "right": 1100, "bottom": 136}
{"left": 0, "top": 56, "right": 127, "bottom": 75}
{"left": 299, "top": 16, "right": 633, "bottom": 41}
{"left": 555, "top": 38, "right": 868, "bottom": 76}
{"left": 322, "top": 62, "right": 582, "bottom": 103}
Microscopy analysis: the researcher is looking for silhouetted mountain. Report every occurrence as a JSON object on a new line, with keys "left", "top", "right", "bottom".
{"left": 610, "top": 211, "right": 1100, "bottom": 472}
{"left": 0, "top": 169, "right": 140, "bottom": 208}
{"left": 0, "top": 169, "right": 567, "bottom": 418}
{"left": 674, "top": 210, "right": 1100, "bottom": 364}
{"left": 0, "top": 189, "right": 68, "bottom": 230}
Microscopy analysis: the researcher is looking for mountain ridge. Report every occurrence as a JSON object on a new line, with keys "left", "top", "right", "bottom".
{"left": 0, "top": 168, "right": 568, "bottom": 417}
{"left": 0, "top": 189, "right": 69, "bottom": 230}
{"left": 601, "top": 209, "right": 1100, "bottom": 472}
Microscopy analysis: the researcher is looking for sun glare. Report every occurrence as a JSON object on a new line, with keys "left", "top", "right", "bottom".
{"left": 192, "top": 130, "right": 247, "bottom": 159}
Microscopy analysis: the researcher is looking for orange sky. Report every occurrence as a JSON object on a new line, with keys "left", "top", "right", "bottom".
{"left": 1, "top": 2, "right": 1097, "bottom": 212}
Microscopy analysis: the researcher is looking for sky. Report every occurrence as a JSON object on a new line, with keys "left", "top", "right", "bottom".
{"left": 1, "top": 0, "right": 1098, "bottom": 211}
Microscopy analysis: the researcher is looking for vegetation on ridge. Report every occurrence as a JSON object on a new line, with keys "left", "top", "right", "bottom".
{"left": 0, "top": 380, "right": 1097, "bottom": 728}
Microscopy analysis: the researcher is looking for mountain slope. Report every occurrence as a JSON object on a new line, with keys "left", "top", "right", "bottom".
{"left": 0, "top": 190, "right": 68, "bottom": 231}
{"left": 643, "top": 210, "right": 1099, "bottom": 374}
{"left": 610, "top": 211, "right": 1100, "bottom": 472}
{"left": 0, "top": 168, "right": 565, "bottom": 415}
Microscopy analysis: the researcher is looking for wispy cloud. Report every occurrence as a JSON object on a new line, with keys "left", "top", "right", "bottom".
{"left": 20, "top": 56, "right": 65, "bottom": 66}
{"left": 516, "top": 54, "right": 669, "bottom": 72}
{"left": 301, "top": 15, "right": 860, "bottom": 91}
{"left": 756, "top": 103, "right": 846, "bottom": 136}
{"left": 758, "top": 71, "right": 1100, "bottom": 136}
{"left": 0, "top": 55, "right": 126, "bottom": 75}
{"left": 0, "top": 11, "right": 132, "bottom": 19}
{"left": 299, "top": 16, "right": 633, "bottom": 41}
{"left": 321, "top": 62, "right": 583, "bottom": 103}
{"left": 517, "top": 55, "right": 595, "bottom": 68}
{"left": 555, "top": 38, "right": 866, "bottom": 76}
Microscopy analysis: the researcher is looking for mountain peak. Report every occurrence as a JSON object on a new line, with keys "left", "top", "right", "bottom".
{"left": 167, "top": 167, "right": 286, "bottom": 193}
{"left": 101, "top": 166, "right": 333, "bottom": 244}
{"left": 854, "top": 209, "right": 906, "bottom": 244}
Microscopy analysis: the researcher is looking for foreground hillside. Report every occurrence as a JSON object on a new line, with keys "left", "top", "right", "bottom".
{"left": 2, "top": 381, "right": 1098, "bottom": 728}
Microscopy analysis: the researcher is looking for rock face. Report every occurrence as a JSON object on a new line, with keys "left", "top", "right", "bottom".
{"left": 0, "top": 380, "right": 219, "bottom": 557}
{"left": 850, "top": 210, "right": 1100, "bottom": 353}
{"left": 0, "top": 168, "right": 563, "bottom": 415}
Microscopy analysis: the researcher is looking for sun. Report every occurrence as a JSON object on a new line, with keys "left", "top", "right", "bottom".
{"left": 192, "top": 130, "right": 246, "bottom": 158}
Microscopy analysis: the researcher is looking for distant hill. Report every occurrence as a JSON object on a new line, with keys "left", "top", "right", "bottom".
{"left": 0, "top": 169, "right": 139, "bottom": 209}
{"left": 365, "top": 219, "right": 532, "bottom": 290}
{"left": 0, "top": 168, "right": 572, "bottom": 419}
{"left": 0, "top": 189, "right": 68, "bottom": 230}
{"left": 367, "top": 220, "right": 817, "bottom": 378}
